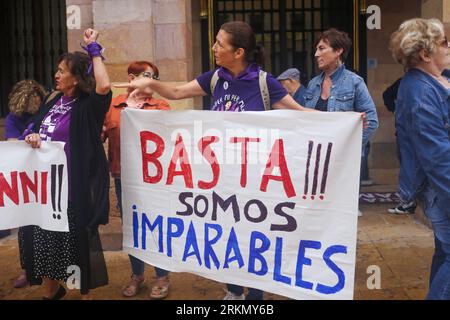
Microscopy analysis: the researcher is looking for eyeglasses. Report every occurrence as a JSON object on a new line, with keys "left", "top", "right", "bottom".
{"left": 438, "top": 36, "right": 449, "bottom": 48}
{"left": 133, "top": 71, "right": 159, "bottom": 80}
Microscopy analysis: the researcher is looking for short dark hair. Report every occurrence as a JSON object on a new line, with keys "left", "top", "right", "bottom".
{"left": 220, "top": 21, "right": 256, "bottom": 63}
{"left": 58, "top": 52, "right": 95, "bottom": 95}
{"left": 315, "top": 28, "right": 352, "bottom": 62}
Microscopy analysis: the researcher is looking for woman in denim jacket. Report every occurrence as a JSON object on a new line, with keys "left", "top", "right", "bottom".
{"left": 390, "top": 18, "right": 450, "bottom": 300}
{"left": 302, "top": 29, "right": 378, "bottom": 216}
{"left": 302, "top": 29, "right": 378, "bottom": 153}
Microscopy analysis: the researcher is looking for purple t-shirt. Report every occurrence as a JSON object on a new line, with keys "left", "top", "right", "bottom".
{"left": 196, "top": 64, "right": 288, "bottom": 112}
{"left": 39, "top": 95, "right": 76, "bottom": 199}
{"left": 4, "top": 112, "right": 33, "bottom": 139}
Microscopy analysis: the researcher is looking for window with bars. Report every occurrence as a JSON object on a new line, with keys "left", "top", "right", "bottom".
{"left": 212, "top": 0, "right": 354, "bottom": 84}
{"left": 0, "top": 0, "right": 68, "bottom": 117}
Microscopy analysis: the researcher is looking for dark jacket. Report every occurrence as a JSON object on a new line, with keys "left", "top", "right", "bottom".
{"left": 23, "top": 90, "right": 112, "bottom": 294}
{"left": 382, "top": 78, "right": 402, "bottom": 113}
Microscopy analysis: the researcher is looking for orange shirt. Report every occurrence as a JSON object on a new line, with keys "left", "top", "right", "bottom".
{"left": 104, "top": 94, "right": 170, "bottom": 177}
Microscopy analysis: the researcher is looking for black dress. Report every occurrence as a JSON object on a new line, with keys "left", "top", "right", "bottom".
{"left": 21, "top": 90, "right": 112, "bottom": 294}
{"left": 29, "top": 206, "right": 78, "bottom": 281}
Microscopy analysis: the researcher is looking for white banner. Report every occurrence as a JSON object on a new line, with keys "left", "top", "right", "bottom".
{"left": 0, "top": 142, "right": 69, "bottom": 232}
{"left": 121, "top": 109, "right": 362, "bottom": 300}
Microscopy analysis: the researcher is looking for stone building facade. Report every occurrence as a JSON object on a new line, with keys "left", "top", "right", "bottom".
{"left": 66, "top": 0, "right": 203, "bottom": 109}
{"left": 64, "top": 0, "right": 450, "bottom": 186}
{"left": 1, "top": 0, "right": 449, "bottom": 186}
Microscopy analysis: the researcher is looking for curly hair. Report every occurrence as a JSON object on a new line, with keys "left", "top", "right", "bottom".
{"left": 8, "top": 79, "right": 47, "bottom": 116}
{"left": 389, "top": 18, "right": 444, "bottom": 69}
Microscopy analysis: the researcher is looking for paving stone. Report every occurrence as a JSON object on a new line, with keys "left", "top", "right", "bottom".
{"left": 0, "top": 202, "right": 436, "bottom": 300}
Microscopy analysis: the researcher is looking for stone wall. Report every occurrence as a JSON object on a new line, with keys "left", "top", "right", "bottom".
{"left": 366, "top": 0, "right": 422, "bottom": 186}
{"left": 65, "top": 0, "right": 202, "bottom": 110}
{"left": 422, "top": 0, "right": 450, "bottom": 31}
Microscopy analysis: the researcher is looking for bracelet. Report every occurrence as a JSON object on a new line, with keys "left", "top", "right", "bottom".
{"left": 80, "top": 41, "right": 106, "bottom": 74}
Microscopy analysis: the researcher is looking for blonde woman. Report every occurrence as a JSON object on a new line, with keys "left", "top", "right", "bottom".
{"left": 390, "top": 18, "right": 450, "bottom": 300}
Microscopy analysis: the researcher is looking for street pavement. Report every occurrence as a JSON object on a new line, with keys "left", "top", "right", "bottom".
{"left": 0, "top": 202, "right": 434, "bottom": 300}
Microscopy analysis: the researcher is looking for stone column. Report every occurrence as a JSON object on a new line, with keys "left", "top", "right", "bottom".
{"left": 92, "top": 0, "right": 155, "bottom": 84}
{"left": 421, "top": 0, "right": 450, "bottom": 32}
{"left": 421, "top": 0, "right": 444, "bottom": 19}
{"left": 365, "top": 0, "right": 421, "bottom": 186}
{"left": 65, "top": 0, "right": 197, "bottom": 110}
{"left": 66, "top": 0, "right": 94, "bottom": 52}
{"left": 152, "top": 0, "right": 197, "bottom": 109}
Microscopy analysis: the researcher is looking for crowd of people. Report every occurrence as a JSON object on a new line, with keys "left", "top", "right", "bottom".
{"left": 1, "top": 17, "right": 449, "bottom": 300}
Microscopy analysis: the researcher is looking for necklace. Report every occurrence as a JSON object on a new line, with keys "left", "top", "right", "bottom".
{"left": 59, "top": 96, "right": 77, "bottom": 106}
{"left": 56, "top": 97, "right": 78, "bottom": 111}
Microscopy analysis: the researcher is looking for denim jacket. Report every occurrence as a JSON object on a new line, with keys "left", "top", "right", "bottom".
{"left": 302, "top": 64, "right": 379, "bottom": 148}
{"left": 396, "top": 68, "right": 450, "bottom": 208}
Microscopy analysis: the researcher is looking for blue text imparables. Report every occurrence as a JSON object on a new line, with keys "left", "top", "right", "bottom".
{"left": 131, "top": 204, "right": 348, "bottom": 295}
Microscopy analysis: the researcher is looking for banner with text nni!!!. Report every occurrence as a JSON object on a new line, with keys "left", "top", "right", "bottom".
{"left": 121, "top": 109, "right": 362, "bottom": 300}
{"left": 0, "top": 141, "right": 68, "bottom": 232}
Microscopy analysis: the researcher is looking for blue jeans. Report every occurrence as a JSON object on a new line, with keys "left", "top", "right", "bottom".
{"left": 115, "top": 178, "right": 169, "bottom": 278}
{"left": 421, "top": 186, "right": 450, "bottom": 300}
{"left": 360, "top": 142, "right": 370, "bottom": 182}
{"left": 227, "top": 283, "right": 263, "bottom": 300}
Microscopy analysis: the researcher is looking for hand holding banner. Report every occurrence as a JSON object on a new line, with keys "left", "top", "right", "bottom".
{"left": 121, "top": 109, "right": 362, "bottom": 300}
{"left": 0, "top": 141, "right": 69, "bottom": 232}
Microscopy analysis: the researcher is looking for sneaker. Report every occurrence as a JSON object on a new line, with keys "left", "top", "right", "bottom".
{"left": 358, "top": 210, "right": 363, "bottom": 217}
{"left": 388, "top": 201, "right": 417, "bottom": 214}
{"left": 223, "top": 290, "right": 245, "bottom": 300}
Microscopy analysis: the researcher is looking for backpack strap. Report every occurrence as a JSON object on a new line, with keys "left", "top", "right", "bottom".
{"left": 210, "top": 69, "right": 270, "bottom": 110}
{"left": 210, "top": 69, "right": 220, "bottom": 96}
{"left": 258, "top": 70, "right": 270, "bottom": 110}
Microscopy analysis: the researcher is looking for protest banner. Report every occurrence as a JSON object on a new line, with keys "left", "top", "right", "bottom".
{"left": 0, "top": 141, "right": 68, "bottom": 232}
{"left": 121, "top": 109, "right": 362, "bottom": 300}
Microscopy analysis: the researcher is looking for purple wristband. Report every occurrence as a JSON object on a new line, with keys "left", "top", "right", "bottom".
{"left": 80, "top": 41, "right": 106, "bottom": 74}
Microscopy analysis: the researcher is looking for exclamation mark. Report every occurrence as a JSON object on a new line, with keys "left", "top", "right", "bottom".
{"left": 57, "top": 164, "right": 64, "bottom": 214}
{"left": 50, "top": 164, "right": 62, "bottom": 220}
{"left": 303, "top": 141, "right": 314, "bottom": 200}
{"left": 319, "top": 143, "right": 333, "bottom": 200}
{"left": 51, "top": 165, "right": 56, "bottom": 219}
{"left": 311, "top": 144, "right": 322, "bottom": 200}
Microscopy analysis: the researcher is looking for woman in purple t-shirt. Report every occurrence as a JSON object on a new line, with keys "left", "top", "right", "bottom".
{"left": 116, "top": 21, "right": 315, "bottom": 301}
{"left": 116, "top": 21, "right": 310, "bottom": 113}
